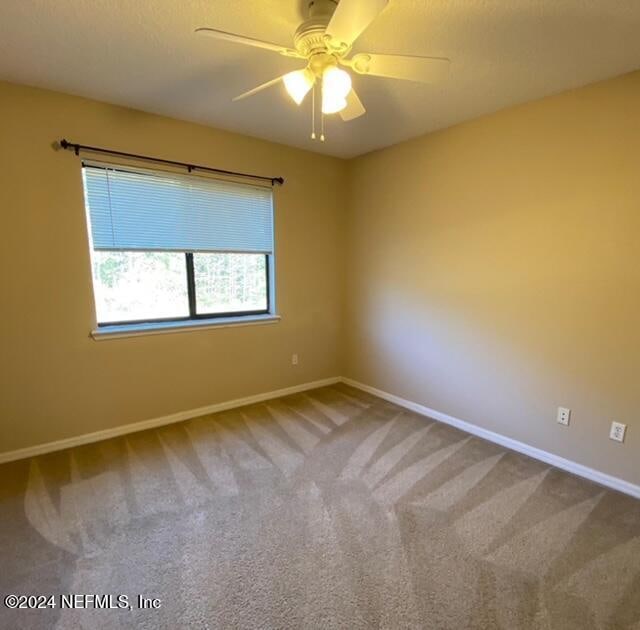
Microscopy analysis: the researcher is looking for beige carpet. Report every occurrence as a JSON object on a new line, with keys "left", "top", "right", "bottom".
{"left": 1, "top": 383, "right": 639, "bottom": 629}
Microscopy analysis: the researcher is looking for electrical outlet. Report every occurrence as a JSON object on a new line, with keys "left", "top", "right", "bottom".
{"left": 609, "top": 422, "right": 626, "bottom": 443}
{"left": 291, "top": 353, "right": 298, "bottom": 366}
{"left": 557, "top": 407, "right": 571, "bottom": 426}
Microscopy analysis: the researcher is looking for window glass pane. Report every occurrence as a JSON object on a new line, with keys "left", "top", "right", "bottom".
{"left": 194, "top": 253, "right": 267, "bottom": 314}
{"left": 92, "top": 251, "right": 189, "bottom": 323}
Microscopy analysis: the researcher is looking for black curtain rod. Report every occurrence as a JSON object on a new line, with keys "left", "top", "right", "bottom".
{"left": 58, "top": 139, "right": 284, "bottom": 186}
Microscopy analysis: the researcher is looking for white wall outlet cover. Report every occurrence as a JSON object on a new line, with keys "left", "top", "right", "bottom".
{"left": 291, "top": 353, "right": 299, "bottom": 365}
{"left": 557, "top": 407, "right": 571, "bottom": 426}
{"left": 609, "top": 422, "right": 626, "bottom": 443}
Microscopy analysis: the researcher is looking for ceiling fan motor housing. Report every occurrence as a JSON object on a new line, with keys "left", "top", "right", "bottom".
{"left": 295, "top": 0, "right": 349, "bottom": 60}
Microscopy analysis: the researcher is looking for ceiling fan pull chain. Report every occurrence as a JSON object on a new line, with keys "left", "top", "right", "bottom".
{"left": 311, "top": 84, "right": 317, "bottom": 140}
{"left": 320, "top": 111, "right": 325, "bottom": 142}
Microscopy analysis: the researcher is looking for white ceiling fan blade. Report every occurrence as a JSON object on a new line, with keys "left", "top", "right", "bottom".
{"left": 325, "top": 0, "right": 388, "bottom": 52}
{"left": 195, "top": 28, "right": 301, "bottom": 58}
{"left": 340, "top": 89, "right": 366, "bottom": 121}
{"left": 348, "top": 53, "right": 450, "bottom": 83}
{"left": 232, "top": 75, "right": 286, "bottom": 102}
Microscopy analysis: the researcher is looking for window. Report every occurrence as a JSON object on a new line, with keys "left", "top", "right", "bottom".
{"left": 82, "top": 163, "right": 274, "bottom": 327}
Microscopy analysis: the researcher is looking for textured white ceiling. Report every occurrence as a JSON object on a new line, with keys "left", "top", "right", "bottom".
{"left": 1, "top": 0, "right": 640, "bottom": 158}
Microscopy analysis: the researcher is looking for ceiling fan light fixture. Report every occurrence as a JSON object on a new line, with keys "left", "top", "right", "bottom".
{"left": 322, "top": 96, "right": 347, "bottom": 115}
{"left": 198, "top": 0, "right": 449, "bottom": 139}
{"left": 321, "top": 66, "right": 351, "bottom": 114}
{"left": 283, "top": 68, "right": 315, "bottom": 105}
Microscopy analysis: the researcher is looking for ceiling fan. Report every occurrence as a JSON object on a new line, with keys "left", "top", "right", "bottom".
{"left": 195, "top": 0, "right": 450, "bottom": 141}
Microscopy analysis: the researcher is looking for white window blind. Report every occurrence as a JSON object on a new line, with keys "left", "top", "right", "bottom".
{"left": 82, "top": 162, "right": 274, "bottom": 254}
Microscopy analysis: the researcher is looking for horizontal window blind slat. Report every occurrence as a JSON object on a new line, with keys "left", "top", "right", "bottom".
{"left": 82, "top": 164, "right": 274, "bottom": 254}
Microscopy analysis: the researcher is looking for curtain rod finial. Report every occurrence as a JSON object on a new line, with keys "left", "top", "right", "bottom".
{"left": 59, "top": 139, "right": 78, "bottom": 155}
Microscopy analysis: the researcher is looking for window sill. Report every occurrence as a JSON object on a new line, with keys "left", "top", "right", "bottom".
{"left": 91, "top": 314, "right": 281, "bottom": 340}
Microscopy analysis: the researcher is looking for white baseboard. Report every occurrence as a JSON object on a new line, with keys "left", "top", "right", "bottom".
{"left": 3, "top": 374, "right": 638, "bottom": 500}
{"left": 341, "top": 377, "right": 640, "bottom": 500}
{"left": 0, "top": 377, "right": 341, "bottom": 464}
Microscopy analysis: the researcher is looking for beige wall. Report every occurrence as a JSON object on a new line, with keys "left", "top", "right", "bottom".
{"left": 2, "top": 72, "right": 639, "bottom": 487}
{"left": 346, "top": 71, "right": 640, "bottom": 486}
{"left": 0, "top": 81, "right": 346, "bottom": 453}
